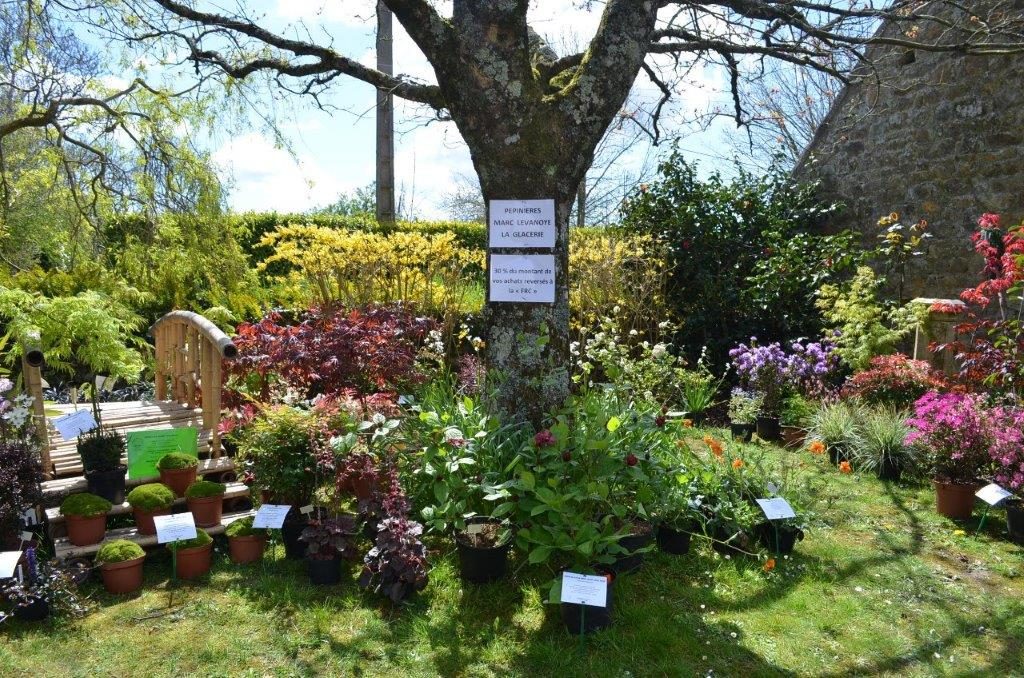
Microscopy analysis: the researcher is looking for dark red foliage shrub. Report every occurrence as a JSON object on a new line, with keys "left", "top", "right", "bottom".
{"left": 229, "top": 305, "right": 436, "bottom": 400}
{"left": 842, "top": 354, "right": 951, "bottom": 409}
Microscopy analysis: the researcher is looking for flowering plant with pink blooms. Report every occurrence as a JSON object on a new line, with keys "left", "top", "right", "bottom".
{"left": 989, "top": 407, "right": 1024, "bottom": 493}
{"left": 905, "top": 391, "right": 992, "bottom": 483}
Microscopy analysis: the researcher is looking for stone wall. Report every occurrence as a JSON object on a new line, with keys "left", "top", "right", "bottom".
{"left": 796, "top": 10, "right": 1024, "bottom": 299}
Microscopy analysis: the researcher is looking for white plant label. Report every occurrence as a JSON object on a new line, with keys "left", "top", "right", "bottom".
{"left": 52, "top": 409, "right": 98, "bottom": 439}
{"left": 976, "top": 483, "right": 1013, "bottom": 506}
{"left": 154, "top": 513, "right": 198, "bottom": 544}
{"left": 757, "top": 497, "right": 797, "bottom": 521}
{"left": 253, "top": 504, "right": 292, "bottom": 529}
{"left": 466, "top": 523, "right": 485, "bottom": 535}
{"left": 489, "top": 199, "right": 556, "bottom": 248}
{"left": 300, "top": 505, "right": 314, "bottom": 515}
{"left": 20, "top": 531, "right": 33, "bottom": 543}
{"left": 0, "top": 551, "right": 22, "bottom": 579}
{"left": 489, "top": 254, "right": 555, "bottom": 303}
{"left": 560, "top": 571, "right": 608, "bottom": 608}
{"left": 766, "top": 481, "right": 780, "bottom": 495}
{"left": 21, "top": 507, "right": 38, "bottom": 525}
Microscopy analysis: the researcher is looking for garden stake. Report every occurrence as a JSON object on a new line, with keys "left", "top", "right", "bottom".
{"left": 773, "top": 522, "right": 781, "bottom": 555}
{"left": 578, "top": 605, "right": 586, "bottom": 654}
{"left": 975, "top": 506, "right": 991, "bottom": 537}
{"left": 168, "top": 538, "right": 179, "bottom": 608}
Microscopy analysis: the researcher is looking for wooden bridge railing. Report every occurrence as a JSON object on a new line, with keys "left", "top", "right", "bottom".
{"left": 150, "top": 311, "right": 237, "bottom": 458}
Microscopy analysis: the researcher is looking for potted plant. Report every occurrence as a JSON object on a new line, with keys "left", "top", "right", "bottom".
{"left": 126, "top": 483, "right": 175, "bottom": 535}
{"left": 185, "top": 480, "right": 225, "bottom": 527}
{"left": 224, "top": 516, "right": 267, "bottom": 564}
{"left": 556, "top": 568, "right": 616, "bottom": 636}
{"left": 807, "top": 401, "right": 862, "bottom": 465}
{"left": 454, "top": 517, "right": 513, "bottom": 584}
{"left": 157, "top": 452, "right": 199, "bottom": 497}
{"left": 989, "top": 405, "right": 1024, "bottom": 544}
{"left": 167, "top": 528, "right": 213, "bottom": 580}
{"left": 702, "top": 471, "right": 761, "bottom": 557}
{"left": 299, "top": 514, "right": 360, "bottom": 585}
{"left": 652, "top": 467, "right": 705, "bottom": 556}
{"left": 779, "top": 393, "right": 814, "bottom": 449}
{"left": 727, "top": 388, "right": 760, "bottom": 443}
{"left": 850, "top": 407, "right": 918, "bottom": 482}
{"left": 0, "top": 547, "right": 85, "bottom": 622}
{"left": 906, "top": 391, "right": 991, "bottom": 520}
{"left": 358, "top": 515, "right": 429, "bottom": 603}
{"left": 95, "top": 539, "right": 146, "bottom": 594}
{"left": 679, "top": 360, "right": 722, "bottom": 427}
{"left": 59, "top": 493, "right": 111, "bottom": 546}
{"left": 79, "top": 427, "right": 127, "bottom": 504}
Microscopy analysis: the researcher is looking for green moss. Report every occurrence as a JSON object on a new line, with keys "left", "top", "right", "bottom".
{"left": 59, "top": 492, "right": 113, "bottom": 518}
{"left": 166, "top": 527, "right": 212, "bottom": 551}
{"left": 95, "top": 539, "right": 145, "bottom": 564}
{"left": 126, "top": 483, "right": 175, "bottom": 511}
{"left": 157, "top": 452, "right": 199, "bottom": 470}
{"left": 225, "top": 516, "right": 265, "bottom": 538}
{"left": 185, "top": 480, "right": 225, "bottom": 499}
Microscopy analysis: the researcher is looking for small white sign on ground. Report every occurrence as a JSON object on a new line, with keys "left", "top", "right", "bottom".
{"left": 757, "top": 497, "right": 797, "bottom": 521}
{"left": 489, "top": 199, "right": 556, "bottom": 248}
{"left": 489, "top": 254, "right": 555, "bottom": 303}
{"left": 560, "top": 571, "right": 608, "bottom": 608}
{"left": 976, "top": 483, "right": 1013, "bottom": 506}
{"left": 0, "top": 551, "right": 21, "bottom": 579}
{"left": 154, "top": 513, "right": 198, "bottom": 544}
{"left": 52, "top": 409, "right": 98, "bottom": 440}
{"left": 253, "top": 504, "right": 292, "bottom": 529}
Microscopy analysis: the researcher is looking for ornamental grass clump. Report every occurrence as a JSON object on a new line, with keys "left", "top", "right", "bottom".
{"left": 906, "top": 391, "right": 991, "bottom": 484}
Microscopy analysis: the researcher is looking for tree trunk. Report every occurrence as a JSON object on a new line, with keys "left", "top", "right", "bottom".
{"left": 375, "top": 2, "right": 396, "bottom": 223}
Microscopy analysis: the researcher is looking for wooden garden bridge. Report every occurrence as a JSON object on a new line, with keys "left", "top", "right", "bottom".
{"left": 22, "top": 310, "right": 254, "bottom": 560}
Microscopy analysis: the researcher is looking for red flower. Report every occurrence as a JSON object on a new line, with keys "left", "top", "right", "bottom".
{"left": 562, "top": 451, "right": 572, "bottom": 462}
{"left": 625, "top": 453, "right": 638, "bottom": 467}
{"left": 655, "top": 415, "right": 666, "bottom": 428}
{"left": 534, "top": 430, "right": 556, "bottom": 448}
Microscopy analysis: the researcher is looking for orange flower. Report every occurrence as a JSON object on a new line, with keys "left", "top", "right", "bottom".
{"left": 683, "top": 419, "right": 694, "bottom": 428}
{"left": 732, "top": 458, "right": 744, "bottom": 470}
{"left": 763, "top": 558, "right": 776, "bottom": 572}
{"left": 702, "top": 435, "right": 714, "bottom": 445}
{"left": 839, "top": 460, "right": 853, "bottom": 474}
{"left": 808, "top": 440, "right": 826, "bottom": 455}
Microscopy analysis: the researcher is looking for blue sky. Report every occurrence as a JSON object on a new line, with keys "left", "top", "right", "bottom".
{"left": 192, "top": 1, "right": 747, "bottom": 217}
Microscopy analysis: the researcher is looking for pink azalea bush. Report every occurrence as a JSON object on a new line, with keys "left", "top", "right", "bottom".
{"left": 905, "top": 391, "right": 992, "bottom": 483}
{"left": 990, "top": 407, "right": 1024, "bottom": 493}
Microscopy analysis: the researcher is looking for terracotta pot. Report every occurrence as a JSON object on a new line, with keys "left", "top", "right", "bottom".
{"left": 100, "top": 556, "right": 145, "bottom": 594}
{"left": 932, "top": 479, "right": 979, "bottom": 520}
{"left": 187, "top": 495, "right": 224, "bottom": 527}
{"left": 65, "top": 513, "right": 107, "bottom": 546}
{"left": 780, "top": 426, "right": 806, "bottom": 450}
{"left": 133, "top": 507, "right": 171, "bottom": 535}
{"left": 160, "top": 466, "right": 198, "bottom": 497}
{"left": 228, "top": 535, "right": 267, "bottom": 564}
{"left": 175, "top": 542, "right": 213, "bottom": 580}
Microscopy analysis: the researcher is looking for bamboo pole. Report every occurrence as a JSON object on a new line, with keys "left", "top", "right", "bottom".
{"left": 21, "top": 352, "right": 52, "bottom": 479}
{"left": 154, "top": 325, "right": 167, "bottom": 400}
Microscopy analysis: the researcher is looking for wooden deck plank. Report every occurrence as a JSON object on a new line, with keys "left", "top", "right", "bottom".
{"left": 45, "top": 482, "right": 251, "bottom": 525}
{"left": 41, "top": 456, "right": 237, "bottom": 503}
{"left": 53, "top": 509, "right": 256, "bottom": 561}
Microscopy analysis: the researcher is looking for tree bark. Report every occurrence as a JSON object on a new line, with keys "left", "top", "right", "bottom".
{"left": 375, "top": 2, "right": 396, "bottom": 223}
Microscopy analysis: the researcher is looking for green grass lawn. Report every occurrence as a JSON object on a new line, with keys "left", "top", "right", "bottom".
{"left": 3, "top": 434, "right": 1023, "bottom": 677}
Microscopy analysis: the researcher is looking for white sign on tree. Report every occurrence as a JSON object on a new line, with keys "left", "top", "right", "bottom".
{"left": 489, "top": 199, "right": 556, "bottom": 248}
{"left": 489, "top": 254, "right": 556, "bottom": 303}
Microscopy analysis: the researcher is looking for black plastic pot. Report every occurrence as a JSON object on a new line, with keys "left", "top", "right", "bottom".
{"left": 560, "top": 572, "right": 614, "bottom": 635}
{"left": 730, "top": 422, "right": 754, "bottom": 443}
{"left": 756, "top": 416, "right": 781, "bottom": 442}
{"left": 13, "top": 596, "right": 50, "bottom": 622}
{"left": 755, "top": 523, "right": 804, "bottom": 554}
{"left": 455, "top": 518, "right": 510, "bottom": 584}
{"left": 656, "top": 524, "right": 693, "bottom": 555}
{"left": 609, "top": 523, "right": 655, "bottom": 574}
{"left": 85, "top": 465, "right": 127, "bottom": 505}
{"left": 829, "top": 446, "right": 849, "bottom": 465}
{"left": 686, "top": 411, "right": 707, "bottom": 427}
{"left": 281, "top": 515, "right": 308, "bottom": 560}
{"left": 307, "top": 555, "right": 341, "bottom": 585}
{"left": 876, "top": 457, "right": 903, "bottom": 482}
{"left": 1006, "top": 501, "right": 1024, "bottom": 545}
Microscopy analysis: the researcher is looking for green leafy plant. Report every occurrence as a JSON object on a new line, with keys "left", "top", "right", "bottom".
{"left": 185, "top": 480, "right": 225, "bottom": 499}
{"left": 225, "top": 516, "right": 266, "bottom": 538}
{"left": 727, "top": 388, "right": 762, "bottom": 425}
{"left": 680, "top": 350, "right": 724, "bottom": 416}
{"left": 95, "top": 539, "right": 145, "bottom": 564}
{"left": 234, "top": 405, "right": 322, "bottom": 505}
{"left": 157, "top": 452, "right": 199, "bottom": 471}
{"left": 780, "top": 393, "right": 816, "bottom": 428}
{"left": 166, "top": 528, "right": 212, "bottom": 551}
{"left": 78, "top": 427, "right": 126, "bottom": 474}
{"left": 126, "top": 483, "right": 175, "bottom": 512}
{"left": 59, "top": 493, "right": 112, "bottom": 518}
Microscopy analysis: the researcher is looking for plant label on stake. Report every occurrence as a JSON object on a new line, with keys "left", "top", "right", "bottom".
{"left": 976, "top": 483, "right": 1013, "bottom": 506}
{"left": 756, "top": 497, "right": 796, "bottom": 520}
{"left": 154, "top": 513, "right": 198, "bottom": 544}
{"left": 560, "top": 572, "right": 608, "bottom": 608}
{"left": 51, "top": 409, "right": 98, "bottom": 439}
{"left": 0, "top": 551, "right": 21, "bottom": 579}
{"left": 20, "top": 531, "right": 33, "bottom": 544}
{"left": 21, "top": 507, "right": 38, "bottom": 526}
{"left": 253, "top": 504, "right": 292, "bottom": 529}
{"left": 466, "top": 523, "right": 485, "bottom": 535}
{"left": 300, "top": 505, "right": 314, "bottom": 516}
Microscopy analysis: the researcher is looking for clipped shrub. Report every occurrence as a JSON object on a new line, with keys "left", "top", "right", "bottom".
{"left": 157, "top": 452, "right": 199, "bottom": 470}
{"left": 842, "top": 354, "right": 950, "bottom": 409}
{"left": 59, "top": 493, "right": 112, "bottom": 518}
{"left": 78, "top": 428, "right": 127, "bottom": 473}
{"left": 185, "top": 480, "right": 225, "bottom": 499}
{"left": 166, "top": 528, "right": 212, "bottom": 551}
{"left": 225, "top": 516, "right": 266, "bottom": 539}
{"left": 95, "top": 539, "right": 146, "bottom": 564}
{"left": 126, "top": 483, "right": 176, "bottom": 511}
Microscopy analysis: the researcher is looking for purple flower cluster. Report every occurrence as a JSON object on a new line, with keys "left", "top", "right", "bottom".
{"left": 905, "top": 391, "right": 992, "bottom": 483}
{"left": 729, "top": 337, "right": 840, "bottom": 412}
{"left": 990, "top": 407, "right": 1024, "bottom": 492}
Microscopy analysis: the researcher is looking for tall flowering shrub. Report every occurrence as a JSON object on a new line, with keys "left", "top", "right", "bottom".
{"left": 0, "top": 378, "right": 43, "bottom": 547}
{"left": 990, "top": 407, "right": 1024, "bottom": 493}
{"left": 729, "top": 337, "right": 840, "bottom": 415}
{"left": 842, "top": 354, "right": 951, "bottom": 409}
{"left": 905, "top": 391, "right": 991, "bottom": 483}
